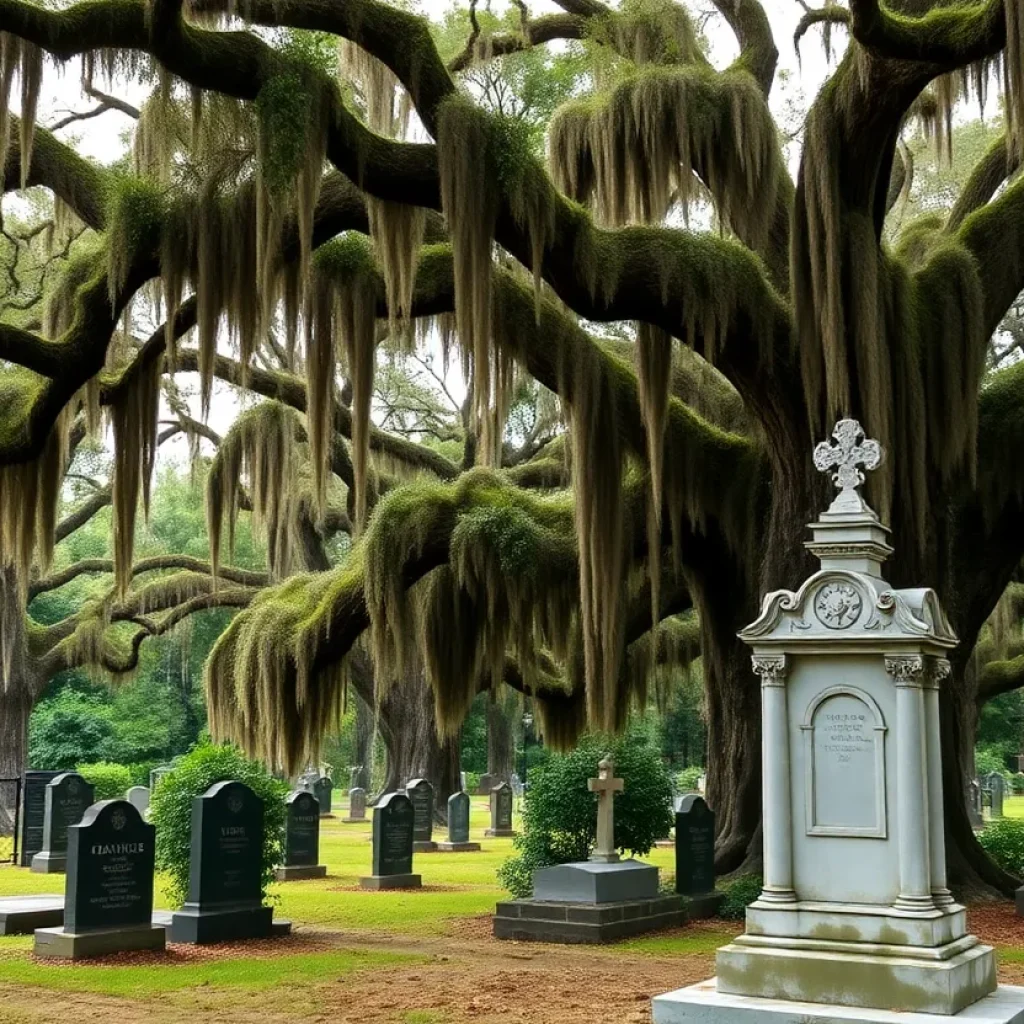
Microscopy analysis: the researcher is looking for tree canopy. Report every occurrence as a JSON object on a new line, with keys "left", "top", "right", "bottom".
{"left": 4, "top": 0, "right": 1024, "bottom": 888}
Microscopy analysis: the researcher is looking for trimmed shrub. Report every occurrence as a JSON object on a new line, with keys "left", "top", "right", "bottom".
{"left": 149, "top": 742, "right": 288, "bottom": 908}
{"left": 718, "top": 874, "right": 762, "bottom": 920}
{"left": 497, "top": 723, "right": 673, "bottom": 898}
{"left": 76, "top": 761, "right": 133, "bottom": 801}
{"left": 978, "top": 818, "right": 1024, "bottom": 875}
{"left": 677, "top": 766, "right": 703, "bottom": 792}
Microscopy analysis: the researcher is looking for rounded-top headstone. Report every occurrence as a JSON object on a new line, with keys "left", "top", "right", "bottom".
{"left": 406, "top": 779, "right": 434, "bottom": 842}
{"left": 372, "top": 792, "right": 416, "bottom": 876}
{"left": 313, "top": 776, "right": 333, "bottom": 815}
{"left": 284, "top": 790, "right": 321, "bottom": 867}
{"left": 490, "top": 781, "right": 513, "bottom": 830}
{"left": 66, "top": 799, "right": 155, "bottom": 933}
{"left": 675, "top": 794, "right": 715, "bottom": 897}
{"left": 447, "top": 790, "right": 471, "bottom": 844}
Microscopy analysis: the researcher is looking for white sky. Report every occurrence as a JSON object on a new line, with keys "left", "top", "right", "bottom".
{"left": 6, "top": 0, "right": 840, "bottom": 473}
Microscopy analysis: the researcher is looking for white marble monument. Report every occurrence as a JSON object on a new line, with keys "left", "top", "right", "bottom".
{"left": 654, "top": 420, "right": 1024, "bottom": 1024}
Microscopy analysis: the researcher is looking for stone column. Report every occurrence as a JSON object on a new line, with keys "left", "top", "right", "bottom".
{"left": 886, "top": 655, "right": 935, "bottom": 911}
{"left": 754, "top": 655, "right": 796, "bottom": 903}
{"left": 925, "top": 658, "right": 954, "bottom": 906}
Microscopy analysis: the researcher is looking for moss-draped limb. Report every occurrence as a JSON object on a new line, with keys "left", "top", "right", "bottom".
{"left": 947, "top": 133, "right": 1020, "bottom": 232}
{"left": 0, "top": 0, "right": 789, "bottom": 409}
{"left": 958, "top": 169, "right": 1024, "bottom": 336}
{"left": 447, "top": 13, "right": 588, "bottom": 73}
{"left": 848, "top": 0, "right": 1006, "bottom": 66}
{"left": 708, "top": 0, "right": 778, "bottom": 95}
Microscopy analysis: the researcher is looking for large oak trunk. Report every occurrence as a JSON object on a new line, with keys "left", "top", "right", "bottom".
{"left": 486, "top": 697, "right": 515, "bottom": 782}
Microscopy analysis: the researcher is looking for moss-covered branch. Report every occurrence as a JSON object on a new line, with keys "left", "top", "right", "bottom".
{"left": 848, "top": 0, "right": 1005, "bottom": 67}
{"left": 709, "top": 0, "right": 778, "bottom": 95}
{"left": 948, "top": 134, "right": 1021, "bottom": 233}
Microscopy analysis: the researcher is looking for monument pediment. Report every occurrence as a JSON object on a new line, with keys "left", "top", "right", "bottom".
{"left": 740, "top": 569, "right": 957, "bottom": 647}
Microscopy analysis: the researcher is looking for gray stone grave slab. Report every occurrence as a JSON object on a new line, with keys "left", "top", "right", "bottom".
{"left": 313, "top": 777, "right": 333, "bottom": 817}
{"left": 437, "top": 791, "right": 480, "bottom": 852}
{"left": 0, "top": 894, "right": 64, "bottom": 935}
{"left": 127, "top": 786, "right": 150, "bottom": 817}
{"left": 969, "top": 778, "right": 984, "bottom": 829}
{"left": 674, "top": 795, "right": 724, "bottom": 918}
{"left": 407, "top": 779, "right": 437, "bottom": 852}
{"left": 343, "top": 786, "right": 367, "bottom": 823}
{"left": 31, "top": 773, "right": 95, "bottom": 874}
{"left": 276, "top": 791, "right": 326, "bottom": 881}
{"left": 18, "top": 770, "right": 61, "bottom": 867}
{"left": 168, "top": 780, "right": 287, "bottom": 943}
{"left": 533, "top": 860, "right": 659, "bottom": 904}
{"left": 485, "top": 781, "right": 515, "bottom": 837}
{"left": 476, "top": 772, "right": 496, "bottom": 796}
{"left": 989, "top": 773, "right": 1006, "bottom": 819}
{"left": 360, "top": 792, "right": 420, "bottom": 889}
{"left": 34, "top": 800, "right": 164, "bottom": 959}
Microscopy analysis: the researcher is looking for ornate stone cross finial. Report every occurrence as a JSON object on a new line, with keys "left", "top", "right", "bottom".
{"left": 588, "top": 755, "right": 625, "bottom": 864}
{"left": 813, "top": 419, "right": 883, "bottom": 510}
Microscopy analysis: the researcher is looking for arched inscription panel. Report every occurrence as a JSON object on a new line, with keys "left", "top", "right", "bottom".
{"left": 802, "top": 687, "right": 887, "bottom": 838}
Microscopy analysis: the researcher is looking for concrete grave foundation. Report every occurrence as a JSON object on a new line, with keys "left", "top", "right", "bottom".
{"left": 359, "top": 873, "right": 421, "bottom": 890}
{"left": 35, "top": 923, "right": 165, "bottom": 959}
{"left": 274, "top": 864, "right": 327, "bottom": 881}
{"left": 494, "top": 894, "right": 685, "bottom": 943}
{"left": 0, "top": 895, "right": 64, "bottom": 935}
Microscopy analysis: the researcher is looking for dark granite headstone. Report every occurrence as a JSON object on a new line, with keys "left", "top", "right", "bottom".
{"left": 361, "top": 792, "right": 420, "bottom": 889}
{"left": 448, "top": 791, "right": 471, "bottom": 844}
{"left": 168, "top": 780, "right": 283, "bottom": 943}
{"left": 988, "top": 772, "right": 1006, "bottom": 819}
{"left": 276, "top": 791, "right": 326, "bottom": 881}
{"left": 32, "top": 773, "right": 95, "bottom": 874}
{"left": 34, "top": 800, "right": 164, "bottom": 959}
{"left": 407, "top": 778, "right": 436, "bottom": 850}
{"left": 344, "top": 786, "right": 367, "bottom": 822}
{"left": 477, "top": 772, "right": 496, "bottom": 796}
{"left": 486, "top": 782, "right": 515, "bottom": 837}
{"left": 313, "top": 776, "right": 333, "bottom": 816}
{"left": 675, "top": 795, "right": 715, "bottom": 896}
{"left": 19, "top": 770, "right": 60, "bottom": 867}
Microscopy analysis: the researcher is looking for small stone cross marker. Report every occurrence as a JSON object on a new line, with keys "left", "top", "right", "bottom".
{"left": 813, "top": 419, "right": 883, "bottom": 508}
{"left": 588, "top": 755, "right": 624, "bottom": 864}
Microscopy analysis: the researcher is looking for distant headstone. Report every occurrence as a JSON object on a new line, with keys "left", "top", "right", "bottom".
{"left": 968, "top": 778, "right": 984, "bottom": 828}
{"left": 486, "top": 781, "right": 515, "bottom": 838}
{"left": 149, "top": 765, "right": 172, "bottom": 791}
{"left": 31, "top": 773, "right": 95, "bottom": 874}
{"left": 674, "top": 795, "right": 723, "bottom": 918}
{"left": 697, "top": 773, "right": 707, "bottom": 795}
{"left": 350, "top": 765, "right": 368, "bottom": 791}
{"left": 313, "top": 776, "right": 334, "bottom": 817}
{"left": 126, "top": 786, "right": 150, "bottom": 817}
{"left": 34, "top": 800, "right": 164, "bottom": 959}
{"left": 168, "top": 780, "right": 285, "bottom": 943}
{"left": 477, "top": 772, "right": 496, "bottom": 796}
{"left": 1018, "top": 754, "right": 1024, "bottom": 774}
{"left": 344, "top": 786, "right": 367, "bottom": 823}
{"left": 360, "top": 792, "right": 421, "bottom": 889}
{"left": 407, "top": 779, "right": 437, "bottom": 852}
{"left": 276, "top": 791, "right": 326, "bottom": 881}
{"left": 438, "top": 791, "right": 480, "bottom": 852}
{"left": 18, "top": 769, "right": 60, "bottom": 867}
{"left": 988, "top": 773, "right": 1006, "bottom": 819}
{"left": 460, "top": 771, "right": 468, "bottom": 791}
{"left": 510, "top": 772, "right": 524, "bottom": 799}
{"left": 297, "top": 767, "right": 318, "bottom": 794}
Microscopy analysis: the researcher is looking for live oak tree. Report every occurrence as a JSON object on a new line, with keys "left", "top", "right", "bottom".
{"left": 5, "top": 0, "right": 1024, "bottom": 891}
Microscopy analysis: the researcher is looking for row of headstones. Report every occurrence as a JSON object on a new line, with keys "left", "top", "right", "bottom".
{"left": 32, "top": 779, "right": 286, "bottom": 959}
{"left": 967, "top": 771, "right": 1007, "bottom": 826}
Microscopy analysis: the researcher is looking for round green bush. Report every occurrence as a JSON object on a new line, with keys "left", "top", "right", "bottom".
{"left": 149, "top": 742, "right": 288, "bottom": 909}
{"left": 677, "top": 766, "right": 703, "bottom": 792}
{"left": 718, "top": 874, "right": 763, "bottom": 920}
{"left": 76, "top": 761, "right": 133, "bottom": 801}
{"left": 978, "top": 818, "right": 1024, "bottom": 875}
{"left": 497, "top": 723, "right": 674, "bottom": 898}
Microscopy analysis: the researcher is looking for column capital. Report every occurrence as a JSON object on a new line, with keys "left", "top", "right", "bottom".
{"left": 752, "top": 654, "right": 788, "bottom": 687}
{"left": 923, "top": 657, "right": 951, "bottom": 690}
{"left": 884, "top": 654, "right": 925, "bottom": 687}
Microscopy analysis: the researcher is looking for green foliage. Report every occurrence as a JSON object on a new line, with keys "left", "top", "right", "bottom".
{"left": 149, "top": 742, "right": 288, "bottom": 909}
{"left": 76, "top": 761, "right": 133, "bottom": 801}
{"left": 496, "top": 723, "right": 673, "bottom": 897}
{"left": 1014, "top": 773, "right": 1024, "bottom": 796}
{"left": 29, "top": 688, "right": 115, "bottom": 769}
{"left": 976, "top": 745, "right": 1012, "bottom": 779}
{"left": 718, "top": 874, "right": 762, "bottom": 920}
{"left": 978, "top": 818, "right": 1024, "bottom": 876}
{"left": 677, "top": 766, "right": 703, "bottom": 791}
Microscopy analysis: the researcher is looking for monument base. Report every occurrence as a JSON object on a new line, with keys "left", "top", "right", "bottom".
{"left": 485, "top": 829, "right": 516, "bottom": 838}
{"left": 715, "top": 938, "right": 996, "bottom": 1016}
{"left": 436, "top": 841, "right": 482, "bottom": 852}
{"left": 533, "top": 859, "right": 660, "bottom": 904}
{"left": 413, "top": 841, "right": 438, "bottom": 853}
{"left": 34, "top": 923, "right": 165, "bottom": 960}
{"left": 493, "top": 894, "right": 685, "bottom": 943}
{"left": 0, "top": 895, "right": 64, "bottom": 935}
{"left": 29, "top": 853, "right": 66, "bottom": 874}
{"left": 168, "top": 903, "right": 277, "bottom": 944}
{"left": 653, "top": 980, "right": 1024, "bottom": 1024}
{"left": 342, "top": 817, "right": 367, "bottom": 824}
{"left": 681, "top": 891, "right": 725, "bottom": 920}
{"left": 274, "top": 864, "right": 327, "bottom": 881}
{"left": 359, "top": 873, "right": 422, "bottom": 890}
